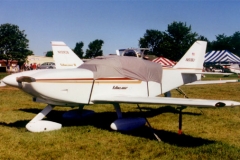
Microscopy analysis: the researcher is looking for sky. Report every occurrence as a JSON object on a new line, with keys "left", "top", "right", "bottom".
{"left": 0, "top": 0, "right": 240, "bottom": 56}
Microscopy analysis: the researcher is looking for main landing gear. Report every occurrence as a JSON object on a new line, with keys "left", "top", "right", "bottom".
{"left": 26, "top": 104, "right": 95, "bottom": 132}
{"left": 25, "top": 103, "right": 149, "bottom": 135}
{"left": 111, "top": 103, "right": 161, "bottom": 142}
{"left": 26, "top": 105, "right": 62, "bottom": 132}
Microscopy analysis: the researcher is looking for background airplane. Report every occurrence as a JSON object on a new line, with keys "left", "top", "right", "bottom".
{"left": 2, "top": 41, "right": 240, "bottom": 139}
{"left": 52, "top": 41, "right": 83, "bottom": 69}
{"left": 229, "top": 64, "right": 240, "bottom": 74}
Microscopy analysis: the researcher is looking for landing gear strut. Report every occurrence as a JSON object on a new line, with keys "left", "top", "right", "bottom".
{"left": 176, "top": 106, "right": 187, "bottom": 135}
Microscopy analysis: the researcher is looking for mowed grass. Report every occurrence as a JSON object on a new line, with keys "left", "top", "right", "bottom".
{"left": 0, "top": 73, "right": 240, "bottom": 159}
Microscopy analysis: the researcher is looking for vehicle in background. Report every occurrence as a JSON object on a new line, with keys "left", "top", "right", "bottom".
{"left": 116, "top": 48, "right": 149, "bottom": 59}
{"left": 39, "top": 62, "right": 56, "bottom": 69}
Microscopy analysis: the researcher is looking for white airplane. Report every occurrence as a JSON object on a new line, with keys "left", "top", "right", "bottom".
{"left": 2, "top": 41, "right": 240, "bottom": 136}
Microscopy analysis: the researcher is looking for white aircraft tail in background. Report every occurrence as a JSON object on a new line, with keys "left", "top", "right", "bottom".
{"left": 52, "top": 41, "right": 83, "bottom": 69}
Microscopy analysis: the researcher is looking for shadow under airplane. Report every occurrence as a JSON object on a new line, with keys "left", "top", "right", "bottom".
{"left": 0, "top": 106, "right": 214, "bottom": 147}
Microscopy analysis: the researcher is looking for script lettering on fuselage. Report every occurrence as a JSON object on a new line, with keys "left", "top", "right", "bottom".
{"left": 58, "top": 51, "right": 69, "bottom": 54}
{"left": 112, "top": 86, "right": 128, "bottom": 89}
{"left": 60, "top": 63, "right": 76, "bottom": 66}
{"left": 186, "top": 58, "right": 195, "bottom": 62}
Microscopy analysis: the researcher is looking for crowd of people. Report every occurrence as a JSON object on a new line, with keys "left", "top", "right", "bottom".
{"left": 6, "top": 63, "right": 41, "bottom": 73}
{"left": 21, "top": 63, "right": 41, "bottom": 71}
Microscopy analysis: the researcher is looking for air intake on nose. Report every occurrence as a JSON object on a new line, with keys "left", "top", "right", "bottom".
{"left": 16, "top": 76, "right": 36, "bottom": 83}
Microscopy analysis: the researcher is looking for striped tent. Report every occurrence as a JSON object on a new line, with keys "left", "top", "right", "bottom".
{"left": 152, "top": 56, "right": 175, "bottom": 67}
{"left": 205, "top": 50, "right": 240, "bottom": 64}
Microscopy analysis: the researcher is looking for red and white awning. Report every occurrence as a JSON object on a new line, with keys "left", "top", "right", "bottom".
{"left": 152, "top": 57, "right": 175, "bottom": 67}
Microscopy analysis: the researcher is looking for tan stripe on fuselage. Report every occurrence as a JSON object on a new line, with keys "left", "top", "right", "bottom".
{"left": 35, "top": 78, "right": 141, "bottom": 84}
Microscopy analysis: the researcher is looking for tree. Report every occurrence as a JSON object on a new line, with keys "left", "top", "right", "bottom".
{"left": 230, "top": 31, "right": 240, "bottom": 57}
{"left": 45, "top": 51, "right": 53, "bottom": 57}
{"left": 139, "top": 29, "right": 164, "bottom": 55}
{"left": 0, "top": 23, "right": 33, "bottom": 65}
{"left": 210, "top": 34, "right": 232, "bottom": 51}
{"left": 74, "top": 41, "right": 84, "bottom": 58}
{"left": 161, "top": 22, "right": 199, "bottom": 61}
{"left": 85, "top": 39, "right": 104, "bottom": 58}
{"left": 138, "top": 22, "right": 201, "bottom": 61}
{"left": 207, "top": 32, "right": 240, "bottom": 57}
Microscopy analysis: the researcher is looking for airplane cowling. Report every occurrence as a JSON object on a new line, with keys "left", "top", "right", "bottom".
{"left": 21, "top": 68, "right": 95, "bottom": 104}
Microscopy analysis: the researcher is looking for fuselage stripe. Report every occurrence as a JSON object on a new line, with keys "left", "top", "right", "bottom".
{"left": 35, "top": 78, "right": 141, "bottom": 84}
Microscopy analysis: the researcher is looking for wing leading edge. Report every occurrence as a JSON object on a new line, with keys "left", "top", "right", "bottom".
{"left": 92, "top": 96, "right": 240, "bottom": 107}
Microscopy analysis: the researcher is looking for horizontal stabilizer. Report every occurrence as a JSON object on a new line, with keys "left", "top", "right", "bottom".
{"left": 186, "top": 80, "right": 238, "bottom": 85}
{"left": 182, "top": 72, "right": 232, "bottom": 75}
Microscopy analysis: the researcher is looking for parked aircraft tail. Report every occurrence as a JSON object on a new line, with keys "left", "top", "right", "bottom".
{"left": 51, "top": 41, "right": 84, "bottom": 69}
{"left": 173, "top": 41, "right": 207, "bottom": 70}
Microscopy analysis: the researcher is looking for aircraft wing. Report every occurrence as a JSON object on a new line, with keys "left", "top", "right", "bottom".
{"left": 186, "top": 79, "right": 238, "bottom": 85}
{"left": 92, "top": 96, "right": 240, "bottom": 107}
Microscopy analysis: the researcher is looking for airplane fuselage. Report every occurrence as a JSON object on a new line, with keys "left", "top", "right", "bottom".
{"left": 3, "top": 67, "right": 200, "bottom": 106}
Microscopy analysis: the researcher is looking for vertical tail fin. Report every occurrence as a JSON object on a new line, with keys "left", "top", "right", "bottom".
{"left": 51, "top": 41, "right": 84, "bottom": 69}
{"left": 173, "top": 41, "right": 207, "bottom": 70}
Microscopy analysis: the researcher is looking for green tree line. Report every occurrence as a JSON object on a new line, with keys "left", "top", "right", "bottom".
{"left": 0, "top": 22, "right": 239, "bottom": 63}
{"left": 139, "top": 21, "right": 240, "bottom": 61}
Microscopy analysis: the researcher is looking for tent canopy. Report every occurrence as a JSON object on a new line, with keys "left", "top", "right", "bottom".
{"left": 205, "top": 50, "right": 240, "bottom": 64}
{"left": 152, "top": 56, "right": 175, "bottom": 67}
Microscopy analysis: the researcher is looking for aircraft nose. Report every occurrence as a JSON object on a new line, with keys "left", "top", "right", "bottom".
{"left": 2, "top": 74, "right": 20, "bottom": 87}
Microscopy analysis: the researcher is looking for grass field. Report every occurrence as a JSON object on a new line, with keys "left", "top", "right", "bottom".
{"left": 0, "top": 73, "right": 240, "bottom": 159}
